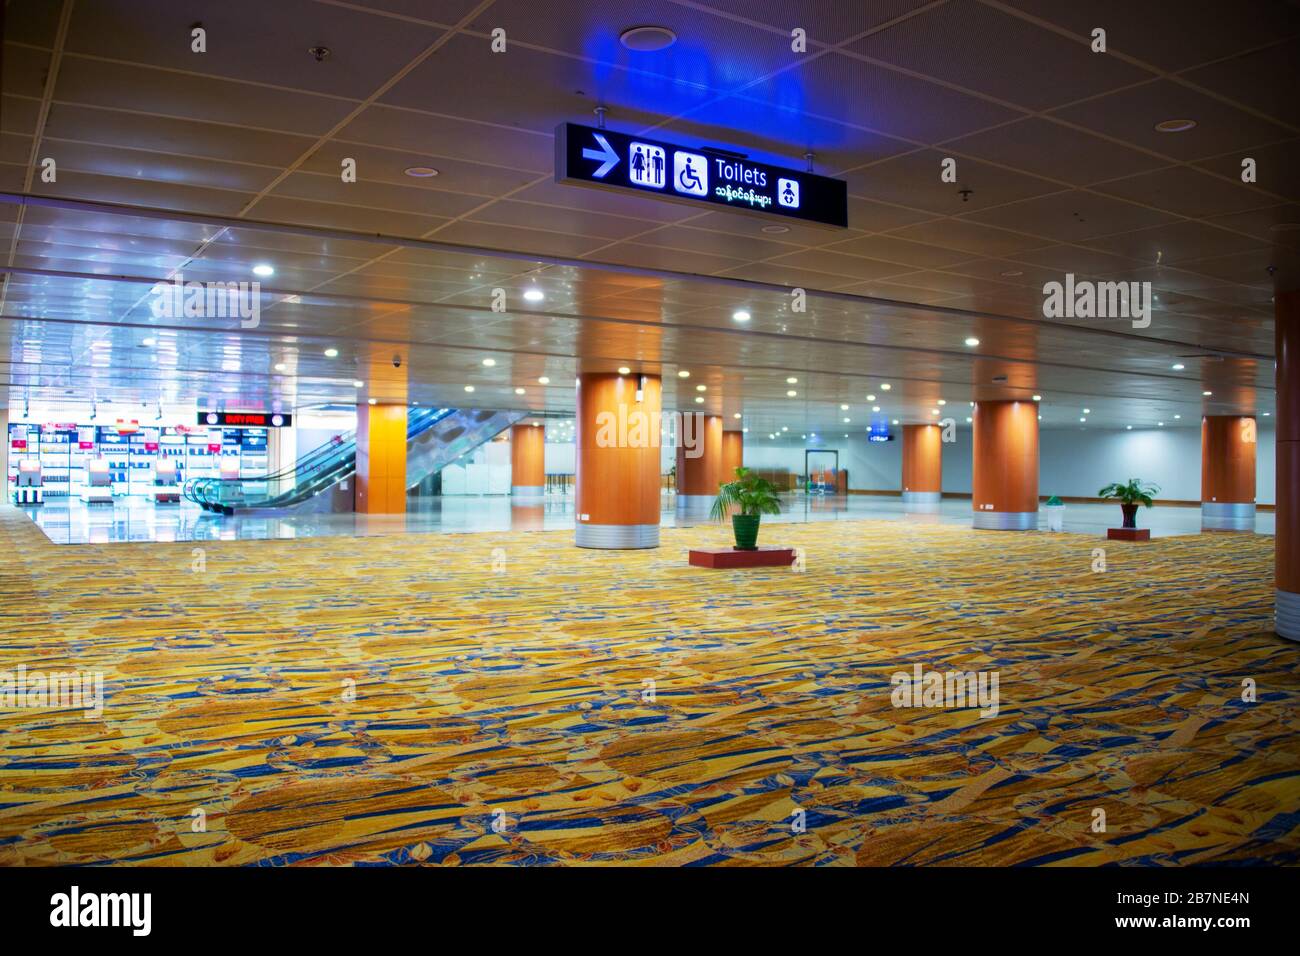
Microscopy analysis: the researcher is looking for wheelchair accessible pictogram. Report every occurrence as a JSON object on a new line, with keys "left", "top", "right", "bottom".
{"left": 673, "top": 151, "right": 708, "bottom": 196}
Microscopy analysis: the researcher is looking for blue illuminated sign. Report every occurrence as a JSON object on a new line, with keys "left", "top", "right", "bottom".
{"left": 555, "top": 123, "right": 848, "bottom": 228}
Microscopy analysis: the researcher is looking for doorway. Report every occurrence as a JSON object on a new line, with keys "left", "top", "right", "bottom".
{"left": 804, "top": 449, "right": 839, "bottom": 495}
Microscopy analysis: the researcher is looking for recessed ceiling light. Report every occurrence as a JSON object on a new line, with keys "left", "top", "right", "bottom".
{"left": 1155, "top": 118, "right": 1197, "bottom": 133}
{"left": 840, "top": 404, "right": 849, "bottom": 410}
{"left": 1172, "top": 363, "right": 1185, "bottom": 370}
{"left": 732, "top": 310, "right": 751, "bottom": 322}
{"left": 1158, "top": 421, "right": 1165, "bottom": 426}
{"left": 842, "top": 417, "right": 851, "bottom": 423}
{"left": 1203, "top": 390, "right": 1212, "bottom": 396}
{"left": 523, "top": 288, "right": 544, "bottom": 302}
{"left": 1264, "top": 411, "right": 1272, "bottom": 416}
{"left": 537, "top": 376, "right": 550, "bottom": 385}
{"left": 1127, "top": 425, "right": 1133, "bottom": 430}
{"left": 787, "top": 390, "right": 797, "bottom": 397}
{"left": 1083, "top": 408, "right": 1091, "bottom": 414}
{"left": 141, "top": 337, "right": 156, "bottom": 347}
{"left": 252, "top": 263, "right": 275, "bottom": 277}
{"left": 1032, "top": 394, "right": 1041, "bottom": 401}
{"left": 617, "top": 366, "right": 631, "bottom": 375}
{"left": 1174, "top": 414, "right": 1182, "bottom": 419}
{"left": 880, "top": 383, "right": 891, "bottom": 391}
{"left": 786, "top": 376, "right": 798, "bottom": 384}
{"left": 891, "top": 419, "right": 899, "bottom": 425}
{"left": 368, "top": 398, "right": 377, "bottom": 406}
{"left": 324, "top": 348, "right": 338, "bottom": 358}
{"left": 761, "top": 224, "right": 790, "bottom": 234}
{"left": 733, "top": 412, "right": 741, "bottom": 419}
{"left": 694, "top": 396, "right": 704, "bottom": 404}
{"left": 404, "top": 166, "right": 439, "bottom": 178}
{"left": 514, "top": 387, "right": 525, "bottom": 395}
{"left": 866, "top": 394, "right": 877, "bottom": 401}
{"left": 696, "top": 384, "right": 706, "bottom": 392}
{"left": 619, "top": 25, "right": 677, "bottom": 51}
{"left": 482, "top": 358, "right": 496, "bottom": 367}
{"left": 931, "top": 408, "right": 939, "bottom": 415}
{"left": 872, "top": 405, "right": 880, "bottom": 412}
{"left": 964, "top": 337, "right": 980, "bottom": 347}
{"left": 464, "top": 385, "right": 475, "bottom": 393}
{"left": 1080, "top": 417, "right": 1087, "bottom": 423}
{"left": 678, "top": 370, "right": 690, "bottom": 378}
{"left": 275, "top": 362, "right": 287, "bottom": 372}
{"left": 782, "top": 427, "right": 788, "bottom": 432}
{"left": 966, "top": 417, "right": 972, "bottom": 423}
{"left": 937, "top": 399, "right": 946, "bottom": 406}
{"left": 352, "top": 379, "right": 364, "bottom": 388}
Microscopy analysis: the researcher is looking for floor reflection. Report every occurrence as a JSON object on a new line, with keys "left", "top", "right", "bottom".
{"left": 13, "top": 493, "right": 1275, "bottom": 545}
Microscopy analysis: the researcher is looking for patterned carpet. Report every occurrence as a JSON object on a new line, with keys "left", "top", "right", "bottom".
{"left": 0, "top": 506, "right": 1296, "bottom": 867}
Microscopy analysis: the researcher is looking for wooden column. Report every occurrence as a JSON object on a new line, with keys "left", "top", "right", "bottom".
{"left": 721, "top": 430, "right": 744, "bottom": 485}
{"left": 676, "top": 413, "right": 722, "bottom": 513}
{"left": 575, "top": 372, "right": 662, "bottom": 549}
{"left": 1201, "top": 415, "right": 1256, "bottom": 531}
{"left": 972, "top": 400, "right": 1038, "bottom": 530}
{"left": 902, "top": 423, "right": 942, "bottom": 505}
{"left": 510, "top": 423, "right": 545, "bottom": 497}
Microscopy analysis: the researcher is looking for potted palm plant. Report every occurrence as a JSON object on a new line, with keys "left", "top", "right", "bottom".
{"left": 1098, "top": 478, "right": 1159, "bottom": 529}
{"left": 711, "top": 466, "right": 781, "bottom": 550}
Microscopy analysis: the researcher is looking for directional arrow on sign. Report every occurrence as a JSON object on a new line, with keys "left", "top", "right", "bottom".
{"left": 582, "top": 133, "right": 620, "bottom": 178}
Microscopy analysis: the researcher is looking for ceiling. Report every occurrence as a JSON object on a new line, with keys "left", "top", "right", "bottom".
{"left": 2, "top": 0, "right": 1298, "bottom": 437}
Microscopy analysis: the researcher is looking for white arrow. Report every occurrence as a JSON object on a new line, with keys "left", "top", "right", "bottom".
{"left": 582, "top": 133, "right": 620, "bottom": 178}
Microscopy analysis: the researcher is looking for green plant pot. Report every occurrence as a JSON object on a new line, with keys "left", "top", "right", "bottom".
{"left": 732, "top": 514, "right": 761, "bottom": 550}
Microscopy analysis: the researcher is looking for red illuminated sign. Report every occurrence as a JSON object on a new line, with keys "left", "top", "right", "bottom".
{"left": 197, "top": 412, "right": 291, "bottom": 427}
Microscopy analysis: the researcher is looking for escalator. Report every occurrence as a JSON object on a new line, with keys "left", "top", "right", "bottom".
{"left": 184, "top": 407, "right": 526, "bottom": 514}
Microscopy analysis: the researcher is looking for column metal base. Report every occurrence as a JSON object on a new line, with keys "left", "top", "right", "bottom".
{"left": 902, "top": 491, "right": 941, "bottom": 504}
{"left": 511, "top": 485, "right": 545, "bottom": 498}
{"left": 1201, "top": 501, "right": 1255, "bottom": 532}
{"left": 575, "top": 523, "right": 660, "bottom": 549}
{"left": 972, "top": 510, "right": 1037, "bottom": 531}
{"left": 675, "top": 494, "right": 715, "bottom": 511}
{"left": 1277, "top": 589, "right": 1300, "bottom": 641}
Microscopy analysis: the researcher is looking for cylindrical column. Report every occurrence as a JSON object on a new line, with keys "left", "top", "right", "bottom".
{"left": 1276, "top": 290, "right": 1300, "bottom": 640}
{"left": 510, "top": 423, "right": 545, "bottom": 498}
{"left": 721, "top": 429, "right": 743, "bottom": 485}
{"left": 1201, "top": 415, "right": 1256, "bottom": 531}
{"left": 575, "top": 372, "right": 662, "bottom": 549}
{"left": 676, "top": 413, "right": 722, "bottom": 514}
{"left": 972, "top": 400, "right": 1038, "bottom": 530}
{"left": 901, "top": 424, "right": 942, "bottom": 507}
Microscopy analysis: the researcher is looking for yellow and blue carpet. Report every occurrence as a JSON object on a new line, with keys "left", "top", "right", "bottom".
{"left": 0, "top": 508, "right": 1296, "bottom": 866}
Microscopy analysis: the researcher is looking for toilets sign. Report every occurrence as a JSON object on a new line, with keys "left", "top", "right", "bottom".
{"left": 555, "top": 123, "right": 847, "bottom": 228}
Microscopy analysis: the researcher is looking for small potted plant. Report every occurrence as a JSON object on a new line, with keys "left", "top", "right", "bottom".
{"left": 711, "top": 466, "right": 781, "bottom": 550}
{"left": 1043, "top": 495, "right": 1065, "bottom": 532}
{"left": 1098, "top": 478, "right": 1159, "bottom": 529}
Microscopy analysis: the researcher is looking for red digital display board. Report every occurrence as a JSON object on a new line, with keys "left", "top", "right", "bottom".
{"left": 197, "top": 412, "right": 291, "bottom": 427}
